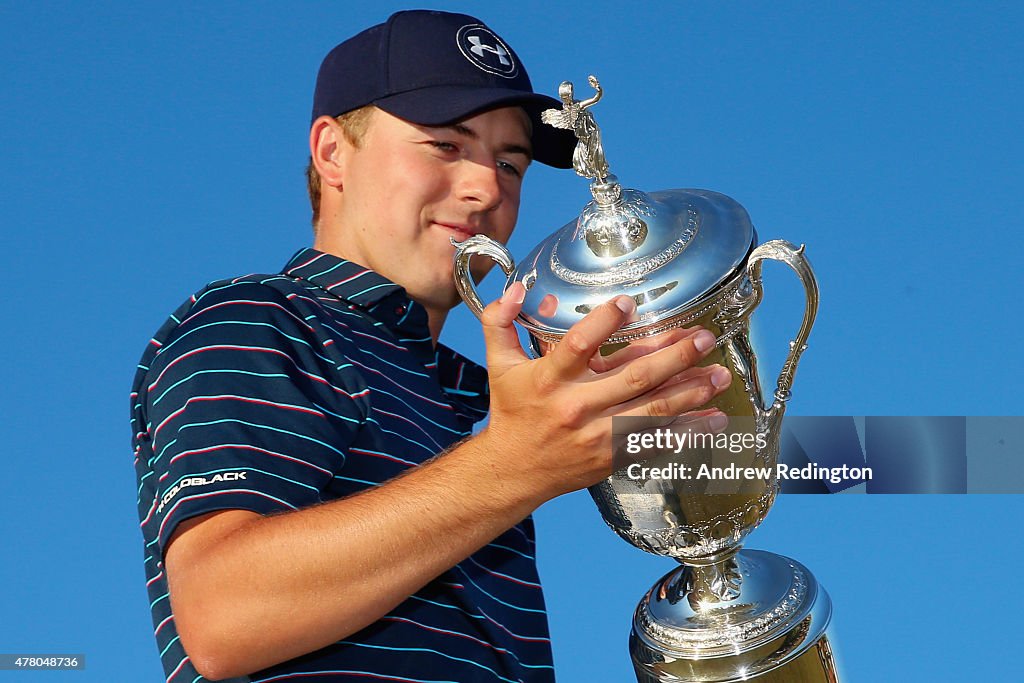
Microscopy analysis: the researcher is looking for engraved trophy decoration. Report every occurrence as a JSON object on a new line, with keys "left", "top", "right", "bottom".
{"left": 452, "top": 77, "right": 837, "bottom": 682}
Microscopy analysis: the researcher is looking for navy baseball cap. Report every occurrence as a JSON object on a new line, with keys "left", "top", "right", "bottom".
{"left": 311, "top": 10, "right": 575, "bottom": 168}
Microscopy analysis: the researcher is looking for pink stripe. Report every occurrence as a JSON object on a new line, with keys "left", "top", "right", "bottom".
{"left": 351, "top": 329, "right": 407, "bottom": 353}
{"left": 291, "top": 252, "right": 326, "bottom": 271}
{"left": 140, "top": 497, "right": 158, "bottom": 527}
{"left": 380, "top": 616, "right": 513, "bottom": 654}
{"left": 146, "top": 570, "right": 164, "bottom": 588}
{"left": 165, "top": 655, "right": 190, "bottom": 683}
{"left": 149, "top": 344, "right": 287, "bottom": 392}
{"left": 372, "top": 408, "right": 440, "bottom": 445}
{"left": 167, "top": 443, "right": 333, "bottom": 477}
{"left": 148, "top": 344, "right": 363, "bottom": 402}
{"left": 186, "top": 299, "right": 315, "bottom": 334}
{"left": 349, "top": 447, "right": 418, "bottom": 467}
{"left": 480, "top": 608, "right": 551, "bottom": 643}
{"left": 468, "top": 557, "right": 541, "bottom": 588}
{"left": 326, "top": 268, "right": 371, "bottom": 289}
{"left": 348, "top": 357, "right": 452, "bottom": 410}
{"left": 154, "top": 614, "right": 174, "bottom": 637}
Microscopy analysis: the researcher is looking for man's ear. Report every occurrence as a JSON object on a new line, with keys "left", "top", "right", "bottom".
{"left": 309, "top": 116, "right": 349, "bottom": 189}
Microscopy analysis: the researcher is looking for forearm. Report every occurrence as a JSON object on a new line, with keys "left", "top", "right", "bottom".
{"left": 167, "top": 430, "right": 545, "bottom": 679}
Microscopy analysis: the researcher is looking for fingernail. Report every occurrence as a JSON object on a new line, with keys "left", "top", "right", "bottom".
{"left": 710, "top": 413, "right": 729, "bottom": 431}
{"left": 693, "top": 330, "right": 717, "bottom": 352}
{"left": 711, "top": 366, "right": 731, "bottom": 388}
{"left": 614, "top": 296, "right": 636, "bottom": 315}
{"left": 501, "top": 281, "right": 526, "bottom": 304}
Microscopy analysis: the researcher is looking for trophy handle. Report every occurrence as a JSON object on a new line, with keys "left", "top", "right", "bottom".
{"left": 451, "top": 235, "right": 517, "bottom": 320}
{"left": 745, "top": 240, "right": 820, "bottom": 421}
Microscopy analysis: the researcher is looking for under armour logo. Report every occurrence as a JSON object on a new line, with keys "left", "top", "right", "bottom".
{"left": 467, "top": 35, "right": 510, "bottom": 66}
{"left": 456, "top": 24, "right": 518, "bottom": 78}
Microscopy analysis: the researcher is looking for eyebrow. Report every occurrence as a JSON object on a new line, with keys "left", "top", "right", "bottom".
{"left": 443, "top": 123, "right": 533, "bottom": 161}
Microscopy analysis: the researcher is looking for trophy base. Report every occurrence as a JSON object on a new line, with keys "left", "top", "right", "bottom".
{"left": 630, "top": 550, "right": 837, "bottom": 682}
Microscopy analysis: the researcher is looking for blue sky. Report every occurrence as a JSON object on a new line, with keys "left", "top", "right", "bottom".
{"left": 1, "top": 1, "right": 1021, "bottom": 681}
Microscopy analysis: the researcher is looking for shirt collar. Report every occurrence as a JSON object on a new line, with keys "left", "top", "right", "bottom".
{"left": 282, "top": 248, "right": 428, "bottom": 347}
{"left": 283, "top": 247, "right": 403, "bottom": 309}
{"left": 282, "top": 247, "right": 490, "bottom": 419}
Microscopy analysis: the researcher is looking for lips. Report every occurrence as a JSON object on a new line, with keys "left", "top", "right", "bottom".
{"left": 435, "top": 222, "right": 481, "bottom": 242}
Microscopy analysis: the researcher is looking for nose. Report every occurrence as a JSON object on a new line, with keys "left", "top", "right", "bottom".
{"left": 455, "top": 160, "right": 502, "bottom": 211}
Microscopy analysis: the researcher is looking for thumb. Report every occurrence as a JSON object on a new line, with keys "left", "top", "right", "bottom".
{"left": 480, "top": 281, "right": 530, "bottom": 377}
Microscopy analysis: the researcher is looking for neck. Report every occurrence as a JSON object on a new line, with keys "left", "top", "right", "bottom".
{"left": 424, "top": 306, "right": 448, "bottom": 346}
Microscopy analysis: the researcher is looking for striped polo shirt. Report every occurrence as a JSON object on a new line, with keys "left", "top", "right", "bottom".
{"left": 131, "top": 247, "right": 555, "bottom": 683}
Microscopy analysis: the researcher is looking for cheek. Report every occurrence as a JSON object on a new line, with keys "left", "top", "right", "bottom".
{"left": 495, "top": 194, "right": 521, "bottom": 242}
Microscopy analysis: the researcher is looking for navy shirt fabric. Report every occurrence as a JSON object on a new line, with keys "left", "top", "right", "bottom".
{"left": 131, "top": 247, "right": 555, "bottom": 683}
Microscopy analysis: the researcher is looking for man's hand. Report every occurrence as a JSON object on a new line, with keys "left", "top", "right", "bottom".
{"left": 478, "top": 281, "right": 732, "bottom": 502}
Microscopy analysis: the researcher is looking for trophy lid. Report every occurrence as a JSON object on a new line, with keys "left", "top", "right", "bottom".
{"left": 513, "top": 77, "right": 756, "bottom": 342}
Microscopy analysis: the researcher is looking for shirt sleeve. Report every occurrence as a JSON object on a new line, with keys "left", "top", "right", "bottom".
{"left": 138, "top": 279, "right": 367, "bottom": 552}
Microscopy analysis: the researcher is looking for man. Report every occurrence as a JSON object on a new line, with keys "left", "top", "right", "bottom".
{"left": 131, "top": 10, "right": 732, "bottom": 682}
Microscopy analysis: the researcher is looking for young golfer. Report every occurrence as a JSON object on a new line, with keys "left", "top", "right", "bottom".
{"left": 132, "top": 10, "right": 731, "bottom": 682}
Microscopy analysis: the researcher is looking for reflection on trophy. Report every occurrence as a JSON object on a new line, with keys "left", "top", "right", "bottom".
{"left": 453, "top": 77, "right": 838, "bottom": 682}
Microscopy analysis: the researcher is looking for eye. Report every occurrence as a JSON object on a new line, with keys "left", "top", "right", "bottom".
{"left": 428, "top": 140, "right": 459, "bottom": 153}
{"left": 497, "top": 159, "right": 523, "bottom": 178}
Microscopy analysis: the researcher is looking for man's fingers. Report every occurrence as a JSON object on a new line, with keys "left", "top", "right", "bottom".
{"left": 537, "top": 293, "right": 558, "bottom": 318}
{"left": 588, "top": 330, "right": 724, "bottom": 407}
{"left": 480, "top": 282, "right": 530, "bottom": 377}
{"left": 663, "top": 409, "right": 730, "bottom": 436}
{"left": 544, "top": 296, "right": 637, "bottom": 378}
{"left": 589, "top": 326, "right": 700, "bottom": 373}
{"left": 614, "top": 364, "right": 732, "bottom": 418}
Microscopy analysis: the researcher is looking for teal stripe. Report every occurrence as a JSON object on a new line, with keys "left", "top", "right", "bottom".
{"left": 153, "top": 368, "right": 290, "bottom": 407}
{"left": 337, "top": 641, "right": 519, "bottom": 683}
{"left": 353, "top": 347, "right": 430, "bottom": 378}
{"left": 487, "top": 542, "right": 535, "bottom": 562}
{"left": 138, "top": 470, "right": 153, "bottom": 496}
{"left": 310, "top": 399, "right": 362, "bottom": 424}
{"left": 159, "top": 635, "right": 180, "bottom": 658}
{"left": 192, "top": 278, "right": 292, "bottom": 306}
{"left": 366, "top": 418, "right": 436, "bottom": 456}
{"left": 372, "top": 387, "right": 461, "bottom": 436}
{"left": 193, "top": 279, "right": 249, "bottom": 304}
{"left": 307, "top": 260, "right": 348, "bottom": 280}
{"left": 153, "top": 437, "right": 178, "bottom": 464}
{"left": 332, "top": 475, "right": 383, "bottom": 487}
{"left": 406, "top": 594, "right": 484, "bottom": 618}
{"left": 454, "top": 565, "right": 547, "bottom": 614}
{"left": 159, "top": 319, "right": 332, "bottom": 366}
{"left": 178, "top": 418, "right": 348, "bottom": 459}
{"left": 350, "top": 282, "right": 399, "bottom": 298}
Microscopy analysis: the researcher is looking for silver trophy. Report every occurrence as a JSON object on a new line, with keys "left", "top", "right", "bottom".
{"left": 453, "top": 77, "right": 837, "bottom": 682}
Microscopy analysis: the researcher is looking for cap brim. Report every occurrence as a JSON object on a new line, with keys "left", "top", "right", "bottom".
{"left": 374, "top": 86, "right": 575, "bottom": 169}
